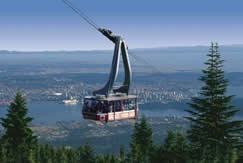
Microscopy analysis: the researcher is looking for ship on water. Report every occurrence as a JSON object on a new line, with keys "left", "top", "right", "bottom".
{"left": 62, "top": 91, "right": 78, "bottom": 105}
{"left": 62, "top": 96, "right": 78, "bottom": 105}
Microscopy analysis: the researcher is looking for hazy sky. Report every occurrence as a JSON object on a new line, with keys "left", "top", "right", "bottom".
{"left": 1, "top": 0, "right": 243, "bottom": 51}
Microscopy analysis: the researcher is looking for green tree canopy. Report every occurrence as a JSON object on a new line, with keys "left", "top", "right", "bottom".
{"left": 128, "top": 115, "right": 153, "bottom": 163}
{"left": 0, "top": 92, "right": 37, "bottom": 163}
{"left": 185, "top": 43, "right": 243, "bottom": 162}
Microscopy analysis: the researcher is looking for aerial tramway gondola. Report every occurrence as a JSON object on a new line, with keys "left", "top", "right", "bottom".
{"left": 62, "top": 0, "right": 138, "bottom": 122}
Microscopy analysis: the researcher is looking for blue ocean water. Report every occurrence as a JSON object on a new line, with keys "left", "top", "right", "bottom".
{"left": 0, "top": 102, "right": 186, "bottom": 125}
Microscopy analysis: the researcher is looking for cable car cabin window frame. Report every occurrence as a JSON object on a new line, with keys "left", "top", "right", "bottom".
{"left": 83, "top": 96, "right": 137, "bottom": 114}
{"left": 83, "top": 99, "right": 107, "bottom": 114}
{"left": 123, "top": 99, "right": 136, "bottom": 111}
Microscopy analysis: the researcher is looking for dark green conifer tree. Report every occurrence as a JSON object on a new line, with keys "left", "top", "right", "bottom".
{"left": 78, "top": 144, "right": 95, "bottom": 163}
{"left": 39, "top": 145, "right": 49, "bottom": 163}
{"left": 155, "top": 130, "right": 177, "bottom": 163}
{"left": 185, "top": 43, "right": 243, "bottom": 162}
{"left": 164, "top": 130, "right": 176, "bottom": 153}
{"left": 236, "top": 147, "right": 243, "bottom": 163}
{"left": 33, "top": 144, "right": 41, "bottom": 163}
{"left": 120, "top": 145, "right": 125, "bottom": 163}
{"left": 174, "top": 131, "right": 189, "bottom": 162}
{"left": 0, "top": 92, "right": 38, "bottom": 163}
{"left": 56, "top": 146, "right": 68, "bottom": 163}
{"left": 128, "top": 115, "right": 153, "bottom": 163}
{"left": 66, "top": 147, "right": 77, "bottom": 163}
{"left": 0, "top": 142, "right": 7, "bottom": 163}
{"left": 151, "top": 130, "right": 189, "bottom": 163}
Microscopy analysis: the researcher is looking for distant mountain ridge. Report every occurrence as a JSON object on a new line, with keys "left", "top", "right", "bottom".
{"left": 1, "top": 44, "right": 243, "bottom": 54}
{"left": 1, "top": 44, "right": 243, "bottom": 72}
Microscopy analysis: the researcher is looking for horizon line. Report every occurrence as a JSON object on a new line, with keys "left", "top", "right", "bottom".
{"left": 1, "top": 44, "right": 243, "bottom": 53}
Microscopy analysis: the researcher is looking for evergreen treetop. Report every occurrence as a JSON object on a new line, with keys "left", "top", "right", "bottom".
{"left": 0, "top": 92, "right": 37, "bottom": 163}
{"left": 185, "top": 43, "right": 243, "bottom": 162}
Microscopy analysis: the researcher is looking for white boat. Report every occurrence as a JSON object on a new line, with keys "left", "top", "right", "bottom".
{"left": 53, "top": 92, "right": 63, "bottom": 96}
{"left": 62, "top": 96, "right": 78, "bottom": 105}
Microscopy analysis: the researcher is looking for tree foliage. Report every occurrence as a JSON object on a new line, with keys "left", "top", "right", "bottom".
{"left": 185, "top": 43, "right": 243, "bottom": 162}
{"left": 0, "top": 92, "right": 37, "bottom": 163}
{"left": 127, "top": 115, "right": 153, "bottom": 163}
{"left": 150, "top": 130, "right": 189, "bottom": 163}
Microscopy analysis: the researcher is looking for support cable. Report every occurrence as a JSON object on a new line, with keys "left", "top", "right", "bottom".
{"left": 62, "top": 0, "right": 100, "bottom": 31}
{"left": 128, "top": 50, "right": 169, "bottom": 79}
{"left": 61, "top": 0, "right": 179, "bottom": 89}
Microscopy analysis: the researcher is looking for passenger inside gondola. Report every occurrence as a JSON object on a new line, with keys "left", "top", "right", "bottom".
{"left": 129, "top": 99, "right": 136, "bottom": 110}
{"left": 123, "top": 99, "right": 135, "bottom": 110}
{"left": 83, "top": 98, "right": 136, "bottom": 114}
{"left": 84, "top": 99, "right": 109, "bottom": 113}
{"left": 114, "top": 101, "right": 121, "bottom": 112}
